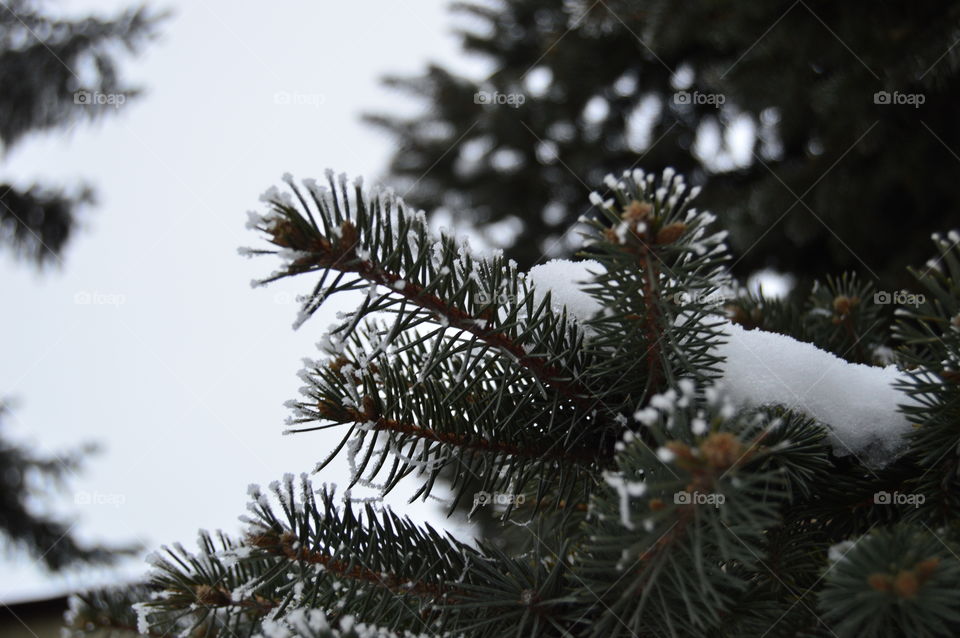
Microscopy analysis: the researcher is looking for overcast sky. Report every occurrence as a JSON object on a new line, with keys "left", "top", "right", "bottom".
{"left": 0, "top": 0, "right": 491, "bottom": 603}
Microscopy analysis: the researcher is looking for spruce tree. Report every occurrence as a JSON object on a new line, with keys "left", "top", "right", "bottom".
{"left": 66, "top": 167, "right": 960, "bottom": 637}
{"left": 367, "top": 0, "right": 960, "bottom": 286}
{"left": 0, "top": 0, "right": 160, "bottom": 570}
{"left": 0, "top": 403, "right": 128, "bottom": 570}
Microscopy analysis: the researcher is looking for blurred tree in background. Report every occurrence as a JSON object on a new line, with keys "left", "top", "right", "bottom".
{"left": 0, "top": 0, "right": 160, "bottom": 265}
{"left": 368, "top": 0, "right": 960, "bottom": 287}
{"left": 0, "top": 403, "right": 122, "bottom": 570}
{"left": 0, "top": 0, "right": 161, "bottom": 570}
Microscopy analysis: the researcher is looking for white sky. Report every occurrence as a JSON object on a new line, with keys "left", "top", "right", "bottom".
{"left": 0, "top": 0, "right": 488, "bottom": 603}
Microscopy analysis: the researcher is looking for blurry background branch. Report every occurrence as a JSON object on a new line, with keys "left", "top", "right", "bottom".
{"left": 0, "top": 0, "right": 163, "bottom": 574}
{"left": 0, "top": 0, "right": 164, "bottom": 265}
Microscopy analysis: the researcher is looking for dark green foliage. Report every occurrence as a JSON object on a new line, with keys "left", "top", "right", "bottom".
{"left": 892, "top": 232, "right": 960, "bottom": 524}
{"left": 579, "top": 171, "right": 728, "bottom": 398}
{"left": 368, "top": 0, "right": 960, "bottom": 286}
{"left": 115, "top": 478, "right": 577, "bottom": 638}
{"left": 578, "top": 396, "right": 804, "bottom": 637}
{"left": 819, "top": 525, "right": 960, "bottom": 638}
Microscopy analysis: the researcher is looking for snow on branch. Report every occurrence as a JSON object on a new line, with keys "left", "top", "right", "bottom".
{"left": 527, "top": 258, "right": 913, "bottom": 468}
{"left": 716, "top": 321, "right": 912, "bottom": 467}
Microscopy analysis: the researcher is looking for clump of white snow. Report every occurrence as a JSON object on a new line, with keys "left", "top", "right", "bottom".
{"left": 714, "top": 321, "right": 912, "bottom": 467}
{"left": 523, "top": 258, "right": 914, "bottom": 468}
{"left": 827, "top": 539, "right": 857, "bottom": 565}
{"left": 525, "top": 259, "right": 603, "bottom": 321}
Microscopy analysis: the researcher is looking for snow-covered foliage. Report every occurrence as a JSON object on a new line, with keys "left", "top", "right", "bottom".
{"left": 525, "top": 257, "right": 912, "bottom": 467}
{"left": 526, "top": 258, "right": 604, "bottom": 322}
{"left": 716, "top": 320, "right": 911, "bottom": 467}
{"left": 256, "top": 609, "right": 429, "bottom": 638}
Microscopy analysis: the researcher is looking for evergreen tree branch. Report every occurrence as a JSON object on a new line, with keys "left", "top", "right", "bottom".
{"left": 575, "top": 382, "right": 832, "bottom": 637}
{"left": 819, "top": 524, "right": 960, "bottom": 638}
{"left": 246, "top": 172, "right": 600, "bottom": 411}
{"left": 285, "top": 325, "right": 605, "bottom": 511}
{"left": 893, "top": 231, "right": 960, "bottom": 523}
{"left": 120, "top": 476, "right": 577, "bottom": 638}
